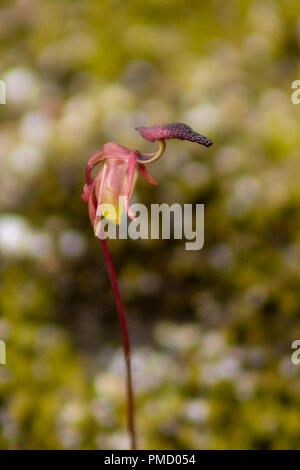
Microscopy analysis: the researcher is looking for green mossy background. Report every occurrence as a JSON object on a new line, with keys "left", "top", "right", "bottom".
{"left": 1, "top": 0, "right": 300, "bottom": 449}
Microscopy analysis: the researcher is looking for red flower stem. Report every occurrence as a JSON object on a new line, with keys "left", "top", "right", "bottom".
{"left": 100, "top": 238, "right": 137, "bottom": 450}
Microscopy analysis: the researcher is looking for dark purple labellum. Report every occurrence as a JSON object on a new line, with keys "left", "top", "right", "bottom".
{"left": 136, "top": 122, "right": 213, "bottom": 147}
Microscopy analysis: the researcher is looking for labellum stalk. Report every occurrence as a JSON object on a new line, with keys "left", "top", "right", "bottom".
{"left": 82, "top": 123, "right": 212, "bottom": 449}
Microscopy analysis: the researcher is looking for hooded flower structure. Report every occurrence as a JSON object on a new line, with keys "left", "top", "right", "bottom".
{"left": 82, "top": 122, "right": 212, "bottom": 235}
{"left": 82, "top": 122, "right": 213, "bottom": 450}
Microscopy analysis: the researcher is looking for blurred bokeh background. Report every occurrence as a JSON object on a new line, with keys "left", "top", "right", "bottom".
{"left": 1, "top": 0, "right": 300, "bottom": 450}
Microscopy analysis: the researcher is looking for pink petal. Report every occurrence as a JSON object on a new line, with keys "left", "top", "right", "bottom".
{"left": 124, "top": 154, "right": 137, "bottom": 220}
{"left": 85, "top": 143, "right": 132, "bottom": 186}
{"left": 82, "top": 183, "right": 91, "bottom": 203}
{"left": 85, "top": 149, "right": 103, "bottom": 185}
{"left": 101, "top": 142, "right": 132, "bottom": 160}
{"left": 95, "top": 159, "right": 132, "bottom": 225}
{"left": 138, "top": 164, "right": 158, "bottom": 186}
{"left": 88, "top": 180, "right": 97, "bottom": 227}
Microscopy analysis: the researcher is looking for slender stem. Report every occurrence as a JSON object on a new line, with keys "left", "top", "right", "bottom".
{"left": 100, "top": 238, "right": 137, "bottom": 450}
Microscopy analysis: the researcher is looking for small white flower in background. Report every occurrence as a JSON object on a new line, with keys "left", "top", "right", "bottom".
{"left": 185, "top": 399, "right": 209, "bottom": 424}
{"left": 10, "top": 143, "right": 43, "bottom": 176}
{"left": 0, "top": 215, "right": 53, "bottom": 259}
{"left": 0, "top": 215, "right": 30, "bottom": 256}
{"left": 3, "top": 67, "right": 40, "bottom": 107}
{"left": 20, "top": 112, "right": 53, "bottom": 144}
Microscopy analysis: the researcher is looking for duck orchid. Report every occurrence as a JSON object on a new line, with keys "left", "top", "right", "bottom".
{"left": 82, "top": 122, "right": 212, "bottom": 450}
{"left": 82, "top": 122, "right": 212, "bottom": 233}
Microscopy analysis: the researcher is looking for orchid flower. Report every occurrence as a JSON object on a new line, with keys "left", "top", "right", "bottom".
{"left": 81, "top": 142, "right": 158, "bottom": 232}
{"left": 82, "top": 122, "right": 212, "bottom": 231}
{"left": 82, "top": 122, "right": 212, "bottom": 450}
